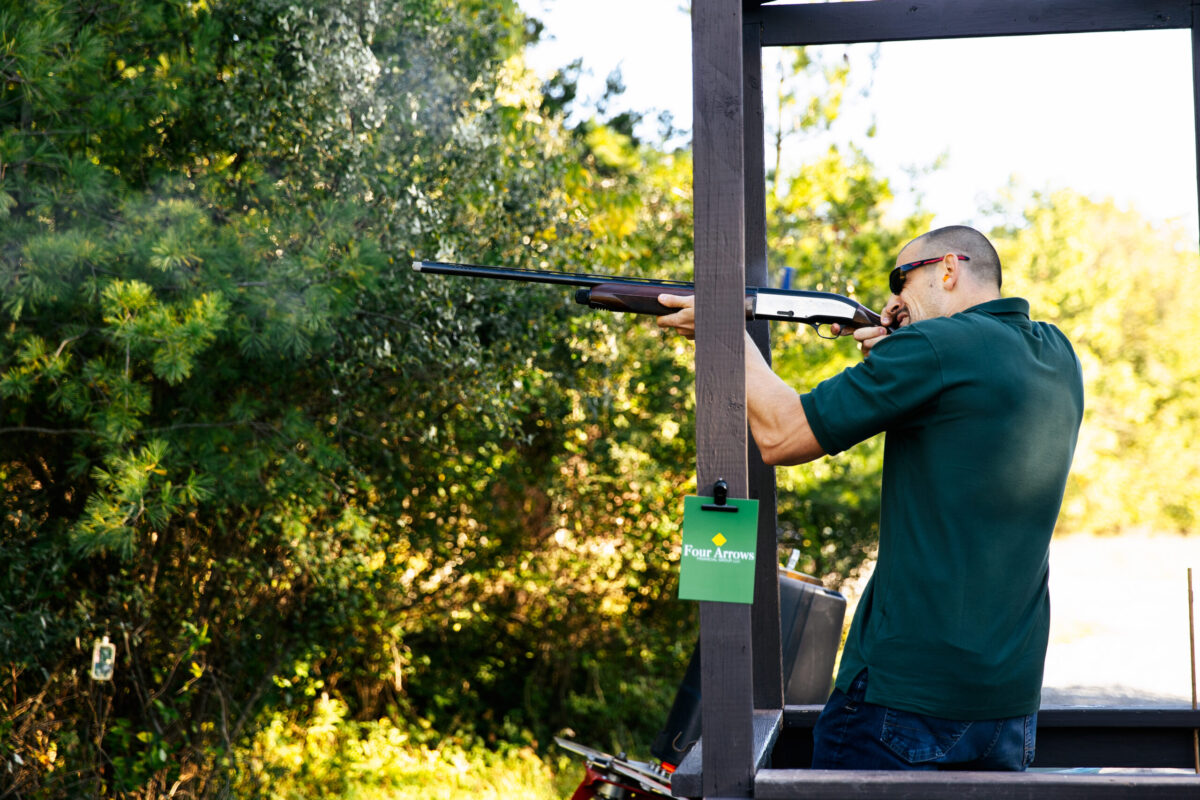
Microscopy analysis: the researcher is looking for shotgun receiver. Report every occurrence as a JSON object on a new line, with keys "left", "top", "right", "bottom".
{"left": 412, "top": 261, "right": 886, "bottom": 338}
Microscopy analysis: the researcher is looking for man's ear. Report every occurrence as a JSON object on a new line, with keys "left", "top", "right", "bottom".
{"left": 940, "top": 254, "right": 960, "bottom": 290}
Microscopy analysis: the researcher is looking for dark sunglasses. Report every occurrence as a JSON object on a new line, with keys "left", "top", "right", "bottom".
{"left": 889, "top": 254, "right": 970, "bottom": 295}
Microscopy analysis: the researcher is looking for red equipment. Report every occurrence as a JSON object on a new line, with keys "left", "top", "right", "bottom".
{"left": 556, "top": 737, "right": 674, "bottom": 800}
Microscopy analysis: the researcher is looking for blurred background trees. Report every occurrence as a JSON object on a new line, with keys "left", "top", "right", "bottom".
{"left": 1, "top": 1, "right": 1195, "bottom": 797}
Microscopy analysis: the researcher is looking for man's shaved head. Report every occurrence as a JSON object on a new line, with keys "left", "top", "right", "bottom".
{"left": 904, "top": 225, "right": 1002, "bottom": 290}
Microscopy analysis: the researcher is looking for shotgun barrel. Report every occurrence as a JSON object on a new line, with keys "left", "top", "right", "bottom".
{"left": 412, "top": 260, "right": 886, "bottom": 333}
{"left": 412, "top": 260, "right": 692, "bottom": 290}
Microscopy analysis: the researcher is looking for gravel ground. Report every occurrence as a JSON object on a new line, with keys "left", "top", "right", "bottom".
{"left": 1041, "top": 531, "right": 1198, "bottom": 708}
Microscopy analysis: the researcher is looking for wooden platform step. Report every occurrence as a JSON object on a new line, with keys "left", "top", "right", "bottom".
{"left": 755, "top": 769, "right": 1200, "bottom": 799}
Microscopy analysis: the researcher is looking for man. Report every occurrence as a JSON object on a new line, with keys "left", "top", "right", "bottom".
{"left": 657, "top": 225, "right": 1084, "bottom": 770}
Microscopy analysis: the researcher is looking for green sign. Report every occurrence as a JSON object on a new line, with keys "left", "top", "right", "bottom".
{"left": 678, "top": 494, "right": 760, "bottom": 604}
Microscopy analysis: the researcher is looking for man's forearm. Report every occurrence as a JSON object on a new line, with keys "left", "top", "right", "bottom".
{"left": 744, "top": 333, "right": 825, "bottom": 466}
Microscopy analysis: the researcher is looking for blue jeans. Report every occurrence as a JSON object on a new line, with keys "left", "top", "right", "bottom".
{"left": 811, "top": 670, "right": 1036, "bottom": 771}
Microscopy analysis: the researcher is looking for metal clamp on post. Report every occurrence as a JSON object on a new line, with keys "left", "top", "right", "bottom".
{"left": 701, "top": 479, "right": 738, "bottom": 513}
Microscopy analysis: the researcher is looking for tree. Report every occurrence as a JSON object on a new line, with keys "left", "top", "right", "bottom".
{"left": 1, "top": 0, "right": 608, "bottom": 793}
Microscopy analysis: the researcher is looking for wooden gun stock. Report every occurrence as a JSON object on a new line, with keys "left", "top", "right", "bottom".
{"left": 577, "top": 284, "right": 754, "bottom": 319}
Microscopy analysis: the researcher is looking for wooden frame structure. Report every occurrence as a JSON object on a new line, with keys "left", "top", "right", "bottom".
{"left": 680, "top": 1, "right": 1200, "bottom": 797}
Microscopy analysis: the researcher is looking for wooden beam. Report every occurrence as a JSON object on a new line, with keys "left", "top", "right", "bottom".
{"left": 692, "top": 0, "right": 753, "bottom": 796}
{"left": 755, "top": 770, "right": 1200, "bottom": 800}
{"left": 746, "top": 0, "right": 1192, "bottom": 47}
{"left": 772, "top": 706, "right": 1200, "bottom": 771}
{"left": 1034, "top": 707, "right": 1200, "bottom": 769}
{"left": 1193, "top": 1, "right": 1200, "bottom": 221}
{"left": 672, "top": 709, "right": 783, "bottom": 799}
{"left": 742, "top": 19, "right": 784, "bottom": 716}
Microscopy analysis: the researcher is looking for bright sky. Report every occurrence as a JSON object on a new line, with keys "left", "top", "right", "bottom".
{"left": 516, "top": 0, "right": 1200, "bottom": 243}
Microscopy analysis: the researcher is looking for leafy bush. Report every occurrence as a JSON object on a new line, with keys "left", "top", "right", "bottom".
{"left": 233, "top": 695, "right": 570, "bottom": 800}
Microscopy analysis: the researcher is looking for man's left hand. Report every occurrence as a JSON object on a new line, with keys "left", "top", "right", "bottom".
{"left": 657, "top": 294, "right": 696, "bottom": 339}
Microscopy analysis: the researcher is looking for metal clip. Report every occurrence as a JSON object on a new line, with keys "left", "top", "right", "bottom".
{"left": 701, "top": 479, "right": 738, "bottom": 513}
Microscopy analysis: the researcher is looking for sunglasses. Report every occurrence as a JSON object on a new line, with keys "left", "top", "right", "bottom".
{"left": 889, "top": 254, "right": 970, "bottom": 295}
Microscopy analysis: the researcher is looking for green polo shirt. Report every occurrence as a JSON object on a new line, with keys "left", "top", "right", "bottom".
{"left": 800, "top": 298, "right": 1084, "bottom": 719}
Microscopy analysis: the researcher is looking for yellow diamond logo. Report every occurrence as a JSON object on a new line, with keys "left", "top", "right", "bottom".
{"left": 712, "top": 533, "right": 727, "bottom": 547}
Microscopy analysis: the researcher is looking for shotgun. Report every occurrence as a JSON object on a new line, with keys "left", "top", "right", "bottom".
{"left": 412, "top": 261, "right": 888, "bottom": 338}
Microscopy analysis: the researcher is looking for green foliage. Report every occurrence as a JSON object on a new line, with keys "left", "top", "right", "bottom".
{"left": 233, "top": 695, "right": 568, "bottom": 800}
{"left": 19, "top": 6, "right": 1185, "bottom": 799}
{"left": 1, "top": 1, "right": 700, "bottom": 795}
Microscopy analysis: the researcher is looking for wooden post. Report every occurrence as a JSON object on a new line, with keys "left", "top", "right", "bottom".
{"left": 1192, "top": 2, "right": 1200, "bottom": 225}
{"left": 742, "top": 18, "right": 784, "bottom": 714}
{"left": 692, "top": 0, "right": 753, "bottom": 796}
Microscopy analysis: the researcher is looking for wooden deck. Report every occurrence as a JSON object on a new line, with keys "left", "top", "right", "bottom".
{"left": 753, "top": 770, "right": 1200, "bottom": 800}
{"left": 670, "top": 705, "right": 1200, "bottom": 797}
{"left": 771, "top": 706, "right": 1200, "bottom": 771}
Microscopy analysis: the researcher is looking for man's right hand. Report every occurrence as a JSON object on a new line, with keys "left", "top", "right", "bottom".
{"left": 853, "top": 325, "right": 890, "bottom": 357}
{"left": 853, "top": 295, "right": 906, "bottom": 358}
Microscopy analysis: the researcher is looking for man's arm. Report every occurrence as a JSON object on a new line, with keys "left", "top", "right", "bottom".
{"left": 658, "top": 294, "right": 826, "bottom": 466}
{"left": 743, "top": 333, "right": 825, "bottom": 465}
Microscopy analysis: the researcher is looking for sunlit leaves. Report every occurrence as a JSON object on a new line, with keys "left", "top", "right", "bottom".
{"left": 71, "top": 440, "right": 213, "bottom": 559}
{"left": 100, "top": 280, "right": 228, "bottom": 385}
